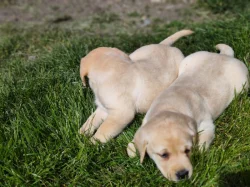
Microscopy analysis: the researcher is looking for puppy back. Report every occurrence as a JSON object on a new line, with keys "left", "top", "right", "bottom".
{"left": 80, "top": 47, "right": 131, "bottom": 86}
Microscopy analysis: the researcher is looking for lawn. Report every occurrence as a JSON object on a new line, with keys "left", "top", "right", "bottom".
{"left": 1, "top": 1, "right": 250, "bottom": 186}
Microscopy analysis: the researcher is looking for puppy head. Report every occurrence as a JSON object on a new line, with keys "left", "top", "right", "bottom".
{"left": 134, "top": 112, "right": 197, "bottom": 182}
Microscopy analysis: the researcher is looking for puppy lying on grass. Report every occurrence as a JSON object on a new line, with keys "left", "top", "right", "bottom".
{"left": 127, "top": 44, "right": 249, "bottom": 181}
{"left": 79, "top": 30, "right": 193, "bottom": 143}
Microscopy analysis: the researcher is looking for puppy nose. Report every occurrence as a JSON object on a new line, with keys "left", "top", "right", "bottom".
{"left": 176, "top": 169, "right": 189, "bottom": 180}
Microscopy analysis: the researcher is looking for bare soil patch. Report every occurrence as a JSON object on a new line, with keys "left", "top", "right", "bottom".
{"left": 0, "top": 0, "right": 197, "bottom": 31}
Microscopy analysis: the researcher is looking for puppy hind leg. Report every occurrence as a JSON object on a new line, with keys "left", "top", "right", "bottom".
{"left": 198, "top": 119, "right": 215, "bottom": 150}
{"left": 80, "top": 107, "right": 108, "bottom": 135}
{"left": 91, "top": 109, "right": 135, "bottom": 143}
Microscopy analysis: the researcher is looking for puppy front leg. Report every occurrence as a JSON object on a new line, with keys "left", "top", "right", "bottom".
{"left": 127, "top": 140, "right": 137, "bottom": 158}
{"left": 198, "top": 119, "right": 215, "bottom": 150}
{"left": 91, "top": 110, "right": 135, "bottom": 143}
{"left": 127, "top": 117, "right": 148, "bottom": 157}
{"left": 80, "top": 107, "right": 108, "bottom": 135}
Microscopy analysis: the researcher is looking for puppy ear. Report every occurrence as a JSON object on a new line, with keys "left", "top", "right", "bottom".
{"left": 134, "top": 127, "right": 148, "bottom": 164}
{"left": 139, "top": 141, "right": 147, "bottom": 164}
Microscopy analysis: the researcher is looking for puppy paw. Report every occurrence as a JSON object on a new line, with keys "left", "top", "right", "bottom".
{"left": 79, "top": 126, "right": 86, "bottom": 134}
{"left": 79, "top": 124, "right": 94, "bottom": 135}
{"left": 79, "top": 127, "right": 90, "bottom": 135}
{"left": 198, "top": 142, "right": 209, "bottom": 151}
{"left": 91, "top": 134, "right": 108, "bottom": 144}
{"left": 90, "top": 137, "right": 97, "bottom": 144}
{"left": 127, "top": 142, "right": 137, "bottom": 158}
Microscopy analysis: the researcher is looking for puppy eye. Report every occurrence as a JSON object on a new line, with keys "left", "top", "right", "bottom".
{"left": 184, "top": 149, "right": 190, "bottom": 154}
{"left": 160, "top": 153, "right": 169, "bottom": 158}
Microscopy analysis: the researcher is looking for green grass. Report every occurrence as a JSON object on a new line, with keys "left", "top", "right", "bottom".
{"left": 1, "top": 9, "right": 250, "bottom": 187}
{"left": 198, "top": 0, "right": 250, "bottom": 14}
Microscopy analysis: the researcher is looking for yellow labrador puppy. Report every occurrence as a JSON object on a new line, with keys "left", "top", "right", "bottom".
{"left": 127, "top": 44, "right": 249, "bottom": 181}
{"left": 79, "top": 30, "right": 193, "bottom": 143}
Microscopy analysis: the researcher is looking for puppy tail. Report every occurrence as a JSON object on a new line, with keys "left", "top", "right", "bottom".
{"left": 160, "top": 29, "right": 194, "bottom": 46}
{"left": 80, "top": 57, "right": 89, "bottom": 87}
{"left": 215, "top": 44, "right": 234, "bottom": 57}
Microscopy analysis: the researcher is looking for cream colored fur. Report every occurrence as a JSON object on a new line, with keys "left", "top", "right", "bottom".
{"left": 79, "top": 30, "right": 193, "bottom": 143}
{"left": 127, "top": 44, "right": 249, "bottom": 181}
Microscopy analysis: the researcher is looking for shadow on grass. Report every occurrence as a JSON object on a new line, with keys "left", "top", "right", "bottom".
{"left": 220, "top": 170, "right": 250, "bottom": 187}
